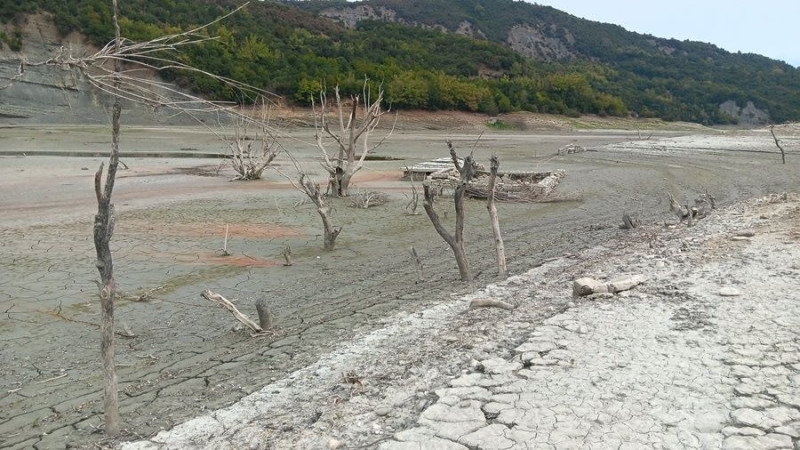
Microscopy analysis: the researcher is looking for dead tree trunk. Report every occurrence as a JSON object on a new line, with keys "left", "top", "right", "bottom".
{"left": 770, "top": 125, "right": 786, "bottom": 164}
{"left": 255, "top": 297, "right": 273, "bottom": 330}
{"left": 667, "top": 192, "right": 684, "bottom": 224}
{"left": 226, "top": 102, "right": 280, "bottom": 181}
{"left": 7, "top": 2, "right": 277, "bottom": 436}
{"left": 405, "top": 167, "right": 420, "bottom": 215}
{"left": 281, "top": 245, "right": 293, "bottom": 266}
{"left": 621, "top": 213, "right": 640, "bottom": 229}
{"left": 300, "top": 174, "right": 341, "bottom": 251}
{"left": 486, "top": 155, "right": 506, "bottom": 278}
{"left": 409, "top": 246, "right": 424, "bottom": 282}
{"left": 93, "top": 0, "right": 122, "bottom": 436}
{"left": 422, "top": 141, "right": 475, "bottom": 282}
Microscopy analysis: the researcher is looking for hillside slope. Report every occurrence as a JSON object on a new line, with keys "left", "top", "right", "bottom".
{"left": 2, "top": 0, "right": 800, "bottom": 125}
{"left": 293, "top": 0, "right": 800, "bottom": 125}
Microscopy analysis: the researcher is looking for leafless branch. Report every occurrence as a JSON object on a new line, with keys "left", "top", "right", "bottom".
{"left": 770, "top": 125, "right": 787, "bottom": 164}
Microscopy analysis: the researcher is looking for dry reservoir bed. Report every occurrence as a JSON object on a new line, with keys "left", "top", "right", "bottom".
{"left": 0, "top": 124, "right": 796, "bottom": 449}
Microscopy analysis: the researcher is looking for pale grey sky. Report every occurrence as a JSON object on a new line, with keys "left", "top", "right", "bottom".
{"left": 534, "top": 1, "right": 799, "bottom": 67}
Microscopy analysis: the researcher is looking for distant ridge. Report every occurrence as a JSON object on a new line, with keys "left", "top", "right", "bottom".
{"left": 1, "top": 0, "right": 799, "bottom": 125}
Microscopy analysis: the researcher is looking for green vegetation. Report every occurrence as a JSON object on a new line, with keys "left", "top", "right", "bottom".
{"left": 3, "top": 0, "right": 800, "bottom": 124}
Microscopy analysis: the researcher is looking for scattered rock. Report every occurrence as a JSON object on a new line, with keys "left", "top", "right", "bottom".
{"left": 573, "top": 274, "right": 646, "bottom": 296}
{"left": 719, "top": 287, "right": 742, "bottom": 297}
{"left": 607, "top": 274, "right": 647, "bottom": 293}
{"left": 479, "top": 357, "right": 523, "bottom": 375}
{"left": 572, "top": 277, "right": 608, "bottom": 296}
{"left": 722, "top": 433, "right": 793, "bottom": 450}
{"left": 515, "top": 341, "right": 557, "bottom": 354}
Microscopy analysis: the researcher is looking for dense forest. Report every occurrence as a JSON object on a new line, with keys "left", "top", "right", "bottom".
{"left": 2, "top": 0, "right": 799, "bottom": 124}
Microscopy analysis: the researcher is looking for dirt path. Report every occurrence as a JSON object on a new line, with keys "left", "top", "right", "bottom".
{"left": 0, "top": 124, "right": 797, "bottom": 449}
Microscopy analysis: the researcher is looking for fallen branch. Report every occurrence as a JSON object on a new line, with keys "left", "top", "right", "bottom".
{"left": 201, "top": 289, "right": 263, "bottom": 333}
{"left": 469, "top": 298, "right": 514, "bottom": 311}
{"left": 37, "top": 373, "right": 68, "bottom": 384}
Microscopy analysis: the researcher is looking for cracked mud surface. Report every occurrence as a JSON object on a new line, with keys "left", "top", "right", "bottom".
{"left": 121, "top": 194, "right": 800, "bottom": 450}
{"left": 1, "top": 124, "right": 798, "bottom": 449}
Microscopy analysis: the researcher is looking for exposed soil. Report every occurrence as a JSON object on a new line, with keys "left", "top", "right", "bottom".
{"left": 0, "top": 118, "right": 798, "bottom": 449}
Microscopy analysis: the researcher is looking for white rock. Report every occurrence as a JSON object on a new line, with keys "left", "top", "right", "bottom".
{"left": 516, "top": 341, "right": 557, "bottom": 354}
{"left": 719, "top": 287, "right": 742, "bottom": 297}
{"left": 459, "top": 424, "right": 516, "bottom": 449}
{"left": 607, "top": 274, "right": 647, "bottom": 293}
{"left": 480, "top": 357, "right": 523, "bottom": 374}
{"left": 573, "top": 277, "right": 608, "bottom": 296}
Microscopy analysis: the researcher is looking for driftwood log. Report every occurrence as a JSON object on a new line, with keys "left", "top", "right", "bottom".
{"left": 469, "top": 298, "right": 514, "bottom": 310}
{"left": 202, "top": 289, "right": 263, "bottom": 333}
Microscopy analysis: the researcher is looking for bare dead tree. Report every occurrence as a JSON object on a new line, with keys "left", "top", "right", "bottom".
{"left": 637, "top": 126, "right": 654, "bottom": 141}
{"left": 422, "top": 141, "right": 476, "bottom": 282}
{"left": 276, "top": 152, "right": 343, "bottom": 251}
{"left": 18, "top": 4, "right": 271, "bottom": 122}
{"left": 91, "top": 0, "right": 124, "bottom": 435}
{"left": 300, "top": 174, "right": 342, "bottom": 251}
{"left": 486, "top": 155, "right": 507, "bottom": 278}
{"left": 5, "top": 2, "right": 277, "bottom": 436}
{"left": 770, "top": 125, "right": 787, "bottom": 164}
{"left": 313, "top": 82, "right": 395, "bottom": 196}
{"left": 226, "top": 102, "right": 281, "bottom": 180}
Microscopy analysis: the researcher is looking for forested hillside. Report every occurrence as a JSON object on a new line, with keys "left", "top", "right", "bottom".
{"left": 2, "top": 0, "right": 799, "bottom": 124}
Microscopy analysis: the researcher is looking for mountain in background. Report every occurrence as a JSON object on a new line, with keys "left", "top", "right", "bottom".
{"left": 2, "top": 0, "right": 799, "bottom": 125}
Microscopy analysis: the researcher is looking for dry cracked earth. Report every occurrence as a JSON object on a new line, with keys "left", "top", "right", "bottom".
{"left": 1, "top": 123, "right": 798, "bottom": 449}
{"left": 124, "top": 194, "right": 800, "bottom": 450}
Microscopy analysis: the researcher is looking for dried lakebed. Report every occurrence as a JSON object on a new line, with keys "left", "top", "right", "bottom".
{"left": 0, "top": 125, "right": 797, "bottom": 449}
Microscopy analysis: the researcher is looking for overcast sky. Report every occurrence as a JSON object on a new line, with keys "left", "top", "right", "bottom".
{"left": 534, "top": 1, "right": 799, "bottom": 67}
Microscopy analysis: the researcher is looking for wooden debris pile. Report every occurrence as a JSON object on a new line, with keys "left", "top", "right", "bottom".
{"left": 464, "top": 169, "right": 565, "bottom": 201}
{"left": 557, "top": 143, "right": 586, "bottom": 155}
